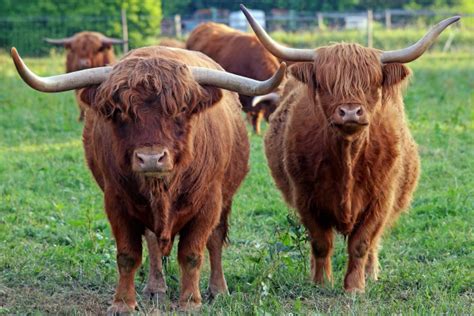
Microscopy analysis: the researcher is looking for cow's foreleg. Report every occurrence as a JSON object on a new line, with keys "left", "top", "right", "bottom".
{"left": 177, "top": 191, "right": 221, "bottom": 311}
{"left": 206, "top": 203, "right": 231, "bottom": 298}
{"left": 143, "top": 229, "right": 167, "bottom": 298}
{"left": 105, "top": 193, "right": 143, "bottom": 314}
{"left": 306, "top": 221, "right": 334, "bottom": 286}
{"left": 344, "top": 198, "right": 392, "bottom": 292}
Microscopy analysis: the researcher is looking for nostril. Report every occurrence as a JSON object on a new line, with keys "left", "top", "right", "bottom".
{"left": 158, "top": 151, "right": 168, "bottom": 163}
{"left": 135, "top": 153, "right": 145, "bottom": 165}
{"left": 356, "top": 108, "right": 363, "bottom": 116}
{"left": 339, "top": 108, "right": 346, "bottom": 117}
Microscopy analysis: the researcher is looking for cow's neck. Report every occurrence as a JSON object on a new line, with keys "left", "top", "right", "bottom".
{"left": 140, "top": 175, "right": 176, "bottom": 247}
{"left": 331, "top": 130, "right": 368, "bottom": 225}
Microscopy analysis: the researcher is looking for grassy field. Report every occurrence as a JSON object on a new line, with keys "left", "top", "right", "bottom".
{"left": 0, "top": 51, "right": 473, "bottom": 315}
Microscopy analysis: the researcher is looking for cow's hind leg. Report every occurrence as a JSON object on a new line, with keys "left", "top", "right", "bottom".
{"left": 365, "top": 233, "right": 383, "bottom": 281}
{"left": 143, "top": 229, "right": 167, "bottom": 299}
{"left": 177, "top": 190, "right": 221, "bottom": 311}
{"left": 206, "top": 203, "right": 231, "bottom": 299}
{"left": 105, "top": 192, "right": 144, "bottom": 314}
{"left": 252, "top": 110, "right": 264, "bottom": 135}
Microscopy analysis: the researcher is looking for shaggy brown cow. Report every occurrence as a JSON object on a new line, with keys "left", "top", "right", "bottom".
{"left": 12, "top": 46, "right": 285, "bottom": 312}
{"left": 242, "top": 5, "right": 459, "bottom": 292}
{"left": 45, "top": 31, "right": 125, "bottom": 121}
{"left": 186, "top": 22, "right": 282, "bottom": 135}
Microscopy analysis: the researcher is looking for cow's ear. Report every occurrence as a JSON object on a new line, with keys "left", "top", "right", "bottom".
{"left": 192, "top": 86, "right": 223, "bottom": 114}
{"left": 79, "top": 86, "right": 99, "bottom": 108}
{"left": 289, "top": 62, "right": 315, "bottom": 84}
{"left": 382, "top": 63, "right": 411, "bottom": 87}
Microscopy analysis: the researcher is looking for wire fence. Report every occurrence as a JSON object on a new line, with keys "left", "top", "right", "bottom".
{"left": 1, "top": 9, "right": 472, "bottom": 57}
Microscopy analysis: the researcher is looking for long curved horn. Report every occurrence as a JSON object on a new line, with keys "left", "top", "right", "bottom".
{"left": 101, "top": 36, "right": 127, "bottom": 45}
{"left": 12, "top": 46, "right": 285, "bottom": 96}
{"left": 191, "top": 62, "right": 286, "bottom": 96}
{"left": 252, "top": 92, "right": 280, "bottom": 107}
{"left": 11, "top": 47, "right": 111, "bottom": 92}
{"left": 44, "top": 36, "right": 74, "bottom": 46}
{"left": 240, "top": 4, "right": 314, "bottom": 61}
{"left": 380, "top": 16, "right": 460, "bottom": 63}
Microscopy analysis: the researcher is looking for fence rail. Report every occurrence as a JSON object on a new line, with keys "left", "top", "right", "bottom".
{"left": 1, "top": 9, "right": 472, "bottom": 57}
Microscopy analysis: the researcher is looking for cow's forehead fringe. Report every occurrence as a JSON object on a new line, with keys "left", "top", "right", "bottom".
{"left": 95, "top": 56, "right": 203, "bottom": 118}
{"left": 315, "top": 43, "right": 383, "bottom": 100}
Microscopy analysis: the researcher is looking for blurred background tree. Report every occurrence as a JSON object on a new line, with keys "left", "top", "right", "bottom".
{"left": 0, "top": 0, "right": 162, "bottom": 55}
{"left": 162, "top": 0, "right": 472, "bottom": 16}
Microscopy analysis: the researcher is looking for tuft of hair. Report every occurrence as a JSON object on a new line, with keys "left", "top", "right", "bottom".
{"left": 94, "top": 57, "right": 205, "bottom": 119}
{"left": 314, "top": 43, "right": 382, "bottom": 101}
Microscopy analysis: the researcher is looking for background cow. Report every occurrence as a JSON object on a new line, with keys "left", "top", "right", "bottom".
{"left": 158, "top": 37, "right": 186, "bottom": 48}
{"left": 186, "top": 22, "right": 282, "bottom": 135}
{"left": 242, "top": 6, "right": 459, "bottom": 292}
{"left": 12, "top": 46, "right": 285, "bottom": 312}
{"left": 45, "top": 31, "right": 125, "bottom": 121}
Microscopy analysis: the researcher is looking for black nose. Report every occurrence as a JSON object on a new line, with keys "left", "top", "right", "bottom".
{"left": 132, "top": 148, "right": 172, "bottom": 174}
{"left": 337, "top": 105, "right": 364, "bottom": 122}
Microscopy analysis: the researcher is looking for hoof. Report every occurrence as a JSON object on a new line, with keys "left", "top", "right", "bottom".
{"left": 178, "top": 301, "right": 202, "bottom": 312}
{"left": 143, "top": 285, "right": 167, "bottom": 298}
{"left": 106, "top": 301, "right": 136, "bottom": 315}
{"left": 345, "top": 287, "right": 365, "bottom": 294}
{"left": 207, "top": 286, "right": 229, "bottom": 301}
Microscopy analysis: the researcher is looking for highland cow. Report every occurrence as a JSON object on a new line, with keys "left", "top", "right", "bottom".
{"left": 45, "top": 31, "right": 125, "bottom": 121}
{"left": 242, "top": 5, "right": 459, "bottom": 292}
{"left": 11, "top": 46, "right": 285, "bottom": 312}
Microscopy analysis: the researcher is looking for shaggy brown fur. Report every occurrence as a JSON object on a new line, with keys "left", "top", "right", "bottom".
{"left": 80, "top": 46, "right": 249, "bottom": 312}
{"left": 186, "top": 22, "right": 282, "bottom": 134}
{"left": 265, "top": 43, "right": 420, "bottom": 292}
{"left": 57, "top": 31, "right": 117, "bottom": 121}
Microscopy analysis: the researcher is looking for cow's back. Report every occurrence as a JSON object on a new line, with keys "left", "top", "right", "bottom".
{"left": 186, "top": 23, "right": 279, "bottom": 81}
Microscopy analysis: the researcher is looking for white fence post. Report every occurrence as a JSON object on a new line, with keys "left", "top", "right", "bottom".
{"left": 317, "top": 12, "right": 325, "bottom": 30}
{"left": 174, "top": 14, "right": 182, "bottom": 38}
{"left": 367, "top": 9, "right": 373, "bottom": 48}
{"left": 385, "top": 9, "right": 391, "bottom": 29}
{"left": 121, "top": 9, "right": 129, "bottom": 53}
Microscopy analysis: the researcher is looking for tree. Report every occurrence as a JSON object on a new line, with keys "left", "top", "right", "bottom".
{"left": 0, "top": 0, "right": 162, "bottom": 56}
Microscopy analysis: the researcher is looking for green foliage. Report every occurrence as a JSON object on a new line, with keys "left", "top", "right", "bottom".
{"left": 0, "top": 0, "right": 162, "bottom": 56}
{"left": 162, "top": 0, "right": 472, "bottom": 16}
{"left": 0, "top": 48, "right": 472, "bottom": 313}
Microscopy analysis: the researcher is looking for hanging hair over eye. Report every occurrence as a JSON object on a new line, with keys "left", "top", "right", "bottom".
{"left": 314, "top": 44, "right": 383, "bottom": 101}
{"left": 94, "top": 57, "right": 209, "bottom": 119}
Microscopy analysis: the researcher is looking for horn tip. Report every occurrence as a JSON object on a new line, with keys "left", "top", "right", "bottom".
{"left": 240, "top": 4, "right": 250, "bottom": 16}
{"left": 11, "top": 47, "right": 19, "bottom": 61}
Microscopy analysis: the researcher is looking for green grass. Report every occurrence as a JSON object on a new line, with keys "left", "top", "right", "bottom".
{"left": 0, "top": 51, "right": 473, "bottom": 314}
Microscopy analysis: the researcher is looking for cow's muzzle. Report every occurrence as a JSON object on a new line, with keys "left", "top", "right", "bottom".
{"left": 332, "top": 104, "right": 368, "bottom": 135}
{"left": 132, "top": 146, "right": 173, "bottom": 176}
